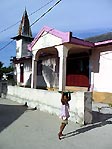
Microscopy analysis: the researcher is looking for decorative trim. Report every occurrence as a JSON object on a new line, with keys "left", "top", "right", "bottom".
{"left": 95, "top": 40, "right": 112, "bottom": 46}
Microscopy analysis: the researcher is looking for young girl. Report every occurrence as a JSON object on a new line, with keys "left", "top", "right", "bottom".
{"left": 58, "top": 92, "right": 71, "bottom": 140}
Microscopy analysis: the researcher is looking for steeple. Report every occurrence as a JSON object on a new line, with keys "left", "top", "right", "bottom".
{"left": 11, "top": 9, "right": 33, "bottom": 58}
{"left": 18, "top": 9, "right": 32, "bottom": 37}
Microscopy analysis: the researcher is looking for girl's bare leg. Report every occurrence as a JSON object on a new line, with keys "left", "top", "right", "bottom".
{"left": 58, "top": 123, "right": 66, "bottom": 139}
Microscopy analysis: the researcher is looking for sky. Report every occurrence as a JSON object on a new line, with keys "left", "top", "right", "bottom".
{"left": 0, "top": 0, "right": 112, "bottom": 67}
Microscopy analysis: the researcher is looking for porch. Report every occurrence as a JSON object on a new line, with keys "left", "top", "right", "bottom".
{"left": 28, "top": 26, "right": 94, "bottom": 91}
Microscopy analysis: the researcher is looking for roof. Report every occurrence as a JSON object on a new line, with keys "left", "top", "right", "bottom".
{"left": 28, "top": 26, "right": 94, "bottom": 51}
{"left": 18, "top": 9, "right": 32, "bottom": 37}
{"left": 11, "top": 56, "right": 32, "bottom": 64}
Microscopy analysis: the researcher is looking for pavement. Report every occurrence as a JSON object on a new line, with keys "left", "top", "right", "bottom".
{"left": 0, "top": 97, "right": 112, "bottom": 149}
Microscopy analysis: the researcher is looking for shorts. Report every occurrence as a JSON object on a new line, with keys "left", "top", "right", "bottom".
{"left": 61, "top": 119, "right": 68, "bottom": 125}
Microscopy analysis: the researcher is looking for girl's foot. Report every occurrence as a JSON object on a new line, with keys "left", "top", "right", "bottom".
{"left": 58, "top": 132, "right": 64, "bottom": 140}
{"left": 58, "top": 133, "right": 61, "bottom": 140}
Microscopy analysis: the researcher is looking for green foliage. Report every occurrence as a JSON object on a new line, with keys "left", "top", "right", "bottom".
{"left": 108, "top": 103, "right": 112, "bottom": 107}
{"left": 0, "top": 61, "right": 14, "bottom": 80}
{"left": 0, "top": 61, "right": 4, "bottom": 79}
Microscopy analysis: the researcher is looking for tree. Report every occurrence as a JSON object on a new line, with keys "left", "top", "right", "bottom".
{"left": 0, "top": 61, "right": 4, "bottom": 79}
{"left": 0, "top": 61, "right": 14, "bottom": 80}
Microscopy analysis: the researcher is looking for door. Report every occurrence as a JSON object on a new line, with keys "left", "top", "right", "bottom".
{"left": 20, "top": 63, "right": 24, "bottom": 83}
{"left": 66, "top": 53, "right": 89, "bottom": 87}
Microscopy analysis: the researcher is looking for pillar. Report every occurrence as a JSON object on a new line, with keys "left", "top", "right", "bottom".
{"left": 31, "top": 59, "right": 37, "bottom": 89}
{"left": 56, "top": 45, "right": 68, "bottom": 91}
{"left": 84, "top": 92, "right": 92, "bottom": 124}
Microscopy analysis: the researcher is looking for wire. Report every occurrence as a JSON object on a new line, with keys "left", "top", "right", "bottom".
{"left": 0, "top": 0, "right": 62, "bottom": 52}
{"left": 0, "top": 0, "right": 55, "bottom": 34}
{"left": 29, "top": 0, "right": 55, "bottom": 16}
{"left": 30, "top": 0, "right": 62, "bottom": 27}
{"left": 0, "top": 27, "right": 54, "bottom": 52}
{"left": 0, "top": 21, "right": 20, "bottom": 34}
{"left": 0, "top": 40, "right": 14, "bottom": 51}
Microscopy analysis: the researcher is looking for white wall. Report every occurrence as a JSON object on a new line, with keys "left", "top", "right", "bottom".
{"left": 16, "top": 39, "right": 22, "bottom": 58}
{"left": 95, "top": 51, "right": 112, "bottom": 92}
{"left": 24, "top": 61, "right": 32, "bottom": 86}
{"left": 7, "top": 86, "right": 92, "bottom": 125}
{"left": 90, "top": 47, "right": 112, "bottom": 93}
{"left": 32, "top": 31, "right": 62, "bottom": 51}
{"left": 16, "top": 63, "right": 20, "bottom": 84}
{"left": 16, "top": 39, "right": 32, "bottom": 58}
{"left": 16, "top": 61, "right": 32, "bottom": 86}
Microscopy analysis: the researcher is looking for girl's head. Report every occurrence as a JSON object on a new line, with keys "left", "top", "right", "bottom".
{"left": 61, "top": 92, "right": 68, "bottom": 105}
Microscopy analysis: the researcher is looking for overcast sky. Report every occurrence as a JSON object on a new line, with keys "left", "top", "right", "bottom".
{"left": 0, "top": 0, "right": 112, "bottom": 66}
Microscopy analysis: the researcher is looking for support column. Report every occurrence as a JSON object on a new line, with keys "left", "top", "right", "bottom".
{"left": 56, "top": 45, "right": 68, "bottom": 91}
{"left": 89, "top": 72, "right": 94, "bottom": 91}
{"left": 89, "top": 55, "right": 94, "bottom": 91}
{"left": 31, "top": 59, "right": 37, "bottom": 89}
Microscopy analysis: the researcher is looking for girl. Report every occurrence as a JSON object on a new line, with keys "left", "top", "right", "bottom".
{"left": 58, "top": 92, "right": 71, "bottom": 140}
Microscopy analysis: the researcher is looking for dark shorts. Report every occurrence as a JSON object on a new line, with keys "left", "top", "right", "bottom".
{"left": 61, "top": 119, "right": 68, "bottom": 125}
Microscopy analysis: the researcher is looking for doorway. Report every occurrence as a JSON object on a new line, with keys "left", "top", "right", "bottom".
{"left": 66, "top": 53, "right": 89, "bottom": 87}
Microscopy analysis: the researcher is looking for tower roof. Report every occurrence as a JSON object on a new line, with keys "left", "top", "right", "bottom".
{"left": 18, "top": 9, "right": 32, "bottom": 37}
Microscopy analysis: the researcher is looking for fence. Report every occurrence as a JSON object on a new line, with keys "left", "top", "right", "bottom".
{"left": 6, "top": 85, "right": 92, "bottom": 125}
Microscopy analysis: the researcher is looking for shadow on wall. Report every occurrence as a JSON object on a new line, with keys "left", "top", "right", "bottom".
{"left": 26, "top": 73, "right": 47, "bottom": 89}
{"left": 26, "top": 74, "right": 31, "bottom": 87}
{"left": 37, "top": 74, "right": 47, "bottom": 89}
{"left": 92, "top": 50, "right": 100, "bottom": 73}
{"left": 0, "top": 104, "right": 27, "bottom": 132}
{"left": 42, "top": 65, "right": 57, "bottom": 88}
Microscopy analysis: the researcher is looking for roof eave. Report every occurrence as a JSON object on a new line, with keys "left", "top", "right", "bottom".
{"left": 70, "top": 36, "right": 94, "bottom": 48}
{"left": 11, "top": 35, "right": 34, "bottom": 41}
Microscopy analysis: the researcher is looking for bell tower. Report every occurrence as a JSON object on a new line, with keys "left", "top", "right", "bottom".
{"left": 12, "top": 9, "right": 33, "bottom": 58}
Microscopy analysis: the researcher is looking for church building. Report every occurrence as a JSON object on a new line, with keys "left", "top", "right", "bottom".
{"left": 12, "top": 9, "right": 33, "bottom": 87}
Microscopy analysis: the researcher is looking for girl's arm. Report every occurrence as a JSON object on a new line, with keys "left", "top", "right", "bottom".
{"left": 68, "top": 92, "right": 71, "bottom": 101}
